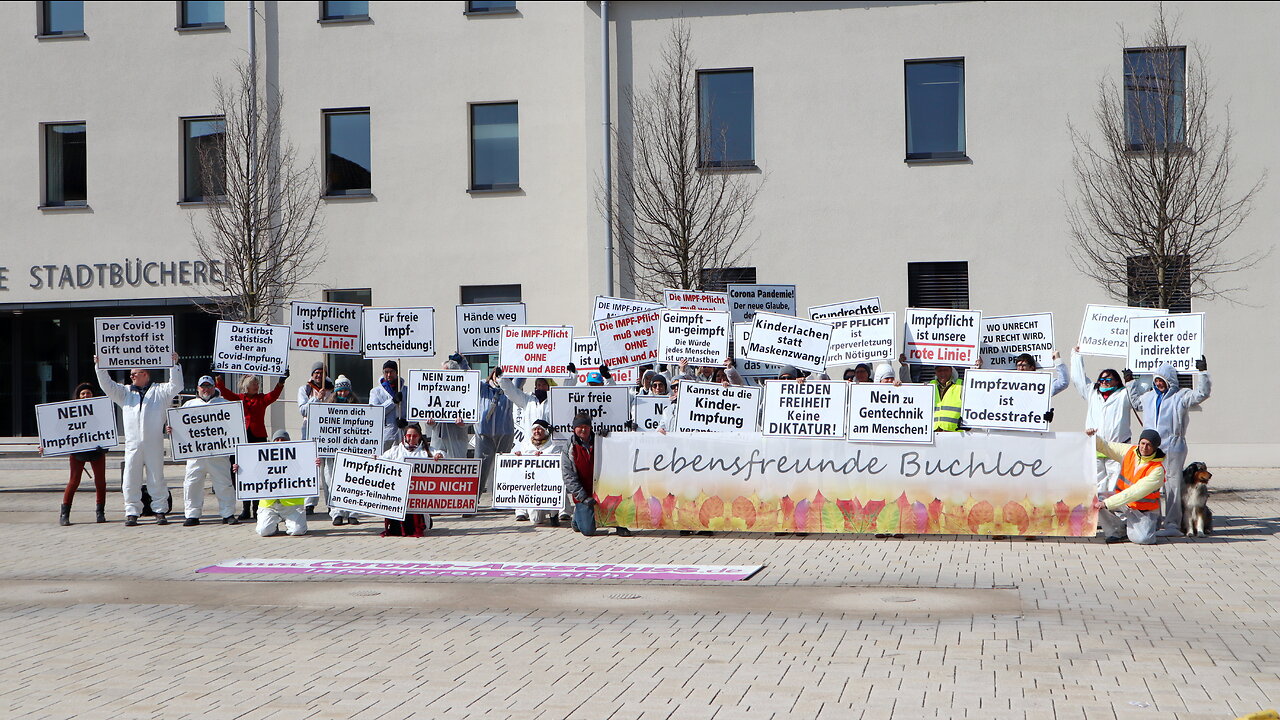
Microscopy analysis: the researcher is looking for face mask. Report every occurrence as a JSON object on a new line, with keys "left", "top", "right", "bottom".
{"left": 533, "top": 389, "right": 548, "bottom": 403}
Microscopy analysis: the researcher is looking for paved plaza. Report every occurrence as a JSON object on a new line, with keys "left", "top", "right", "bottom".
{"left": 0, "top": 457, "right": 1276, "bottom": 720}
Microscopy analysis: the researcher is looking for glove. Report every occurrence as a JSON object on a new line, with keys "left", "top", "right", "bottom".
{"left": 283, "top": 368, "right": 290, "bottom": 379}
{"left": 393, "top": 391, "right": 404, "bottom": 404}
{"left": 624, "top": 420, "right": 638, "bottom": 431}
{"left": 449, "top": 352, "right": 464, "bottom": 364}
{"left": 1195, "top": 356, "right": 1207, "bottom": 371}
{"left": 1122, "top": 368, "right": 1134, "bottom": 383}
{"left": 599, "top": 363, "right": 612, "bottom": 379}
{"left": 596, "top": 428, "right": 611, "bottom": 438}
{"left": 396, "top": 418, "right": 408, "bottom": 429}
{"left": 1043, "top": 408, "right": 1055, "bottom": 423}
{"left": 566, "top": 363, "right": 577, "bottom": 374}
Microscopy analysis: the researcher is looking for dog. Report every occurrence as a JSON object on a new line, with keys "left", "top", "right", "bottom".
{"left": 1180, "top": 462, "right": 1213, "bottom": 537}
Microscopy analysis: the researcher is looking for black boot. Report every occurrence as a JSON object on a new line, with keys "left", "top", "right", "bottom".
{"left": 239, "top": 501, "right": 253, "bottom": 520}
{"left": 59, "top": 504, "right": 71, "bottom": 526}
{"left": 95, "top": 504, "right": 106, "bottom": 523}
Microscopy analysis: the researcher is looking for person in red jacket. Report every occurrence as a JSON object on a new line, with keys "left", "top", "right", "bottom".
{"left": 215, "top": 371, "right": 287, "bottom": 518}
{"left": 561, "top": 414, "right": 630, "bottom": 537}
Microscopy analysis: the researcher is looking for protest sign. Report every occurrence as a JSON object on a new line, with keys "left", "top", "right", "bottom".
{"left": 727, "top": 284, "right": 797, "bottom": 324}
{"left": 548, "top": 386, "right": 631, "bottom": 438}
{"left": 632, "top": 395, "right": 671, "bottom": 432}
{"left": 663, "top": 288, "right": 730, "bottom": 312}
{"left": 363, "top": 307, "right": 435, "bottom": 358}
{"left": 760, "top": 380, "right": 849, "bottom": 439}
{"left": 328, "top": 451, "right": 411, "bottom": 521}
{"left": 902, "top": 308, "right": 981, "bottom": 367}
{"left": 35, "top": 397, "right": 118, "bottom": 457}
{"left": 1077, "top": 304, "right": 1168, "bottom": 357}
{"left": 592, "top": 295, "right": 663, "bottom": 322}
{"left": 825, "top": 311, "right": 896, "bottom": 367}
{"left": 742, "top": 311, "right": 833, "bottom": 373}
{"left": 491, "top": 454, "right": 565, "bottom": 511}
{"left": 499, "top": 326, "right": 574, "bottom": 377}
{"left": 675, "top": 382, "right": 760, "bottom": 432}
{"left": 213, "top": 320, "right": 289, "bottom": 376}
{"left": 406, "top": 369, "right": 479, "bottom": 423}
{"left": 94, "top": 315, "right": 175, "bottom": 369}
{"left": 308, "top": 403, "right": 383, "bottom": 457}
{"left": 456, "top": 303, "right": 526, "bottom": 354}
{"left": 809, "top": 297, "right": 883, "bottom": 322}
{"left": 658, "top": 310, "right": 730, "bottom": 365}
{"left": 733, "top": 322, "right": 781, "bottom": 378}
{"left": 234, "top": 440, "right": 319, "bottom": 501}
{"left": 961, "top": 369, "right": 1052, "bottom": 432}
{"left": 167, "top": 401, "right": 247, "bottom": 460}
{"left": 289, "top": 301, "right": 362, "bottom": 354}
{"left": 1127, "top": 313, "right": 1205, "bottom": 373}
{"left": 846, "top": 383, "right": 935, "bottom": 444}
{"left": 406, "top": 458, "right": 481, "bottom": 515}
{"left": 594, "top": 308, "right": 661, "bottom": 369}
{"left": 980, "top": 313, "right": 1055, "bottom": 370}
{"left": 574, "top": 366, "right": 638, "bottom": 385}
{"left": 573, "top": 336, "right": 600, "bottom": 369}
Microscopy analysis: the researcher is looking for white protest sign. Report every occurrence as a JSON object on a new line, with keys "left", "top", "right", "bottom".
{"left": 980, "top": 313, "right": 1055, "bottom": 370}
{"left": 35, "top": 397, "right": 119, "bottom": 457}
{"left": 846, "top": 383, "right": 935, "bottom": 444}
{"left": 825, "top": 312, "right": 896, "bottom": 367}
{"left": 594, "top": 308, "right": 661, "bottom": 369}
{"left": 94, "top": 316, "right": 175, "bottom": 369}
{"left": 167, "top": 401, "right": 247, "bottom": 460}
{"left": 961, "top": 369, "right": 1052, "bottom": 432}
{"left": 760, "top": 380, "right": 849, "bottom": 439}
{"left": 548, "top": 386, "right": 631, "bottom": 438}
{"left": 592, "top": 295, "right": 663, "bottom": 322}
{"left": 289, "top": 301, "right": 362, "bottom": 354}
{"left": 491, "top": 454, "right": 565, "bottom": 510}
{"left": 658, "top": 310, "right": 730, "bottom": 365}
{"left": 727, "top": 284, "right": 797, "bottom": 324}
{"left": 234, "top": 440, "right": 319, "bottom": 501}
{"left": 733, "top": 322, "right": 781, "bottom": 378}
{"left": 406, "top": 370, "right": 479, "bottom": 423}
{"left": 499, "top": 326, "right": 574, "bottom": 377}
{"left": 741, "top": 311, "right": 833, "bottom": 373}
{"left": 363, "top": 307, "right": 435, "bottom": 358}
{"left": 407, "top": 457, "right": 481, "bottom": 515}
{"left": 213, "top": 321, "right": 290, "bottom": 376}
{"left": 1077, "top": 304, "right": 1169, "bottom": 357}
{"left": 309, "top": 403, "right": 383, "bottom": 457}
{"left": 902, "top": 308, "right": 981, "bottom": 367}
{"left": 632, "top": 395, "right": 670, "bottom": 432}
{"left": 573, "top": 336, "right": 601, "bottom": 369}
{"left": 675, "top": 382, "right": 760, "bottom": 432}
{"left": 1127, "top": 313, "right": 1205, "bottom": 373}
{"left": 663, "top": 289, "right": 730, "bottom": 312}
{"left": 809, "top": 297, "right": 883, "bottom": 322}
{"left": 456, "top": 303, "right": 526, "bottom": 355}
{"left": 329, "top": 451, "right": 411, "bottom": 521}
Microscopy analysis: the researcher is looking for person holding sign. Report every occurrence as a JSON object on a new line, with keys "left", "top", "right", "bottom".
{"left": 170, "top": 376, "right": 238, "bottom": 526}
{"left": 378, "top": 423, "right": 441, "bottom": 537}
{"left": 297, "top": 361, "right": 333, "bottom": 514}
{"left": 320, "top": 376, "right": 363, "bottom": 526}
{"left": 1127, "top": 359, "right": 1211, "bottom": 536}
{"left": 216, "top": 371, "right": 287, "bottom": 520}
{"left": 370, "top": 360, "right": 408, "bottom": 452}
{"left": 428, "top": 356, "right": 474, "bottom": 460}
{"left": 1070, "top": 347, "right": 1134, "bottom": 493}
{"left": 899, "top": 355, "right": 968, "bottom": 432}
{"left": 1087, "top": 428, "right": 1167, "bottom": 545}
{"left": 52, "top": 383, "right": 109, "bottom": 526}
{"left": 513, "top": 419, "right": 567, "bottom": 525}
{"left": 235, "top": 430, "right": 308, "bottom": 537}
{"left": 95, "top": 352, "right": 184, "bottom": 526}
{"left": 562, "top": 414, "right": 629, "bottom": 537}
{"left": 477, "top": 368, "right": 516, "bottom": 495}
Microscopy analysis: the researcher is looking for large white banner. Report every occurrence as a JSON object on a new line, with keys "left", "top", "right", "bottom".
{"left": 658, "top": 310, "right": 730, "bottom": 365}
{"left": 727, "top": 284, "right": 797, "bottom": 324}
{"left": 35, "top": 397, "right": 119, "bottom": 457}
{"left": 809, "top": 297, "right": 883, "bottom": 322}
{"left": 329, "top": 452, "right": 411, "bottom": 521}
{"left": 593, "top": 295, "right": 663, "bottom": 322}
{"left": 549, "top": 386, "right": 631, "bottom": 438}
{"left": 406, "top": 369, "right": 479, "bottom": 423}
{"left": 1127, "top": 313, "right": 1205, "bottom": 373}
{"left": 760, "top": 380, "right": 849, "bottom": 439}
{"left": 94, "top": 315, "right": 175, "bottom": 369}
{"left": 1077, "top": 304, "right": 1168, "bottom": 357}
{"left": 213, "top": 321, "right": 290, "bottom": 376}
{"left": 308, "top": 403, "right": 384, "bottom": 457}
{"left": 733, "top": 322, "right": 781, "bottom": 378}
{"left": 499, "top": 326, "right": 574, "bottom": 377}
{"left": 407, "top": 457, "right": 481, "bottom": 515}
{"left": 902, "top": 308, "right": 981, "bottom": 367}
{"left": 289, "top": 301, "right": 362, "bottom": 354}
{"left": 234, "top": 440, "right": 319, "bottom": 501}
{"left": 594, "top": 308, "right": 661, "bottom": 369}
{"left": 741, "top": 311, "right": 833, "bottom": 373}
{"left": 491, "top": 454, "right": 565, "bottom": 510}
{"left": 824, "top": 311, "right": 896, "bottom": 367}
{"left": 846, "top": 383, "right": 935, "bottom": 444}
{"left": 664, "top": 289, "right": 730, "bottom": 312}
{"left": 632, "top": 395, "right": 671, "bottom": 432}
{"left": 980, "top": 313, "right": 1055, "bottom": 370}
{"left": 456, "top": 303, "right": 526, "bottom": 355}
{"left": 961, "top": 369, "right": 1052, "bottom": 432}
{"left": 167, "top": 401, "right": 247, "bottom": 460}
{"left": 675, "top": 382, "right": 760, "bottom": 432}
{"left": 363, "top": 307, "right": 435, "bottom": 358}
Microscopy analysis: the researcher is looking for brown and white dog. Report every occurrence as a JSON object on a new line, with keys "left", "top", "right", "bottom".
{"left": 1180, "top": 462, "right": 1213, "bottom": 537}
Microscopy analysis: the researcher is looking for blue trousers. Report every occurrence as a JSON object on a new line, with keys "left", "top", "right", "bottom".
{"left": 572, "top": 501, "right": 597, "bottom": 536}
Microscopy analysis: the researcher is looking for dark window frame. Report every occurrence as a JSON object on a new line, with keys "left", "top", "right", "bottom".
{"left": 38, "top": 0, "right": 85, "bottom": 37}
{"left": 464, "top": 0, "right": 518, "bottom": 15}
{"left": 696, "top": 67, "right": 756, "bottom": 169}
{"left": 42, "top": 121, "right": 88, "bottom": 208}
{"left": 468, "top": 101, "right": 521, "bottom": 192}
{"left": 903, "top": 57, "right": 968, "bottom": 162}
{"left": 322, "top": 107, "right": 373, "bottom": 197}
{"left": 1123, "top": 46, "right": 1187, "bottom": 153}
{"left": 1127, "top": 254, "right": 1192, "bottom": 313}
{"left": 177, "top": 0, "right": 227, "bottom": 30}
{"left": 699, "top": 267, "right": 757, "bottom": 292}
{"left": 318, "top": 0, "right": 370, "bottom": 23}
{"left": 180, "top": 115, "right": 227, "bottom": 203}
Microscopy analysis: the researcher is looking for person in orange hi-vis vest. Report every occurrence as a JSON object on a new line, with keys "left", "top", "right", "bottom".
{"left": 1086, "top": 427, "right": 1165, "bottom": 545}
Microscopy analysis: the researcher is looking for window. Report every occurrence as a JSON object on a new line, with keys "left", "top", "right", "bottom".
{"left": 40, "top": 1, "right": 83, "bottom": 36}
{"left": 698, "top": 69, "right": 754, "bottom": 167}
{"left": 1127, "top": 255, "right": 1191, "bottom": 313}
{"left": 904, "top": 59, "right": 966, "bottom": 161}
{"left": 699, "top": 267, "right": 756, "bottom": 292}
{"left": 323, "top": 109, "right": 371, "bottom": 196}
{"left": 44, "top": 123, "right": 87, "bottom": 207}
{"left": 180, "top": 1, "right": 225, "bottom": 28}
{"left": 908, "top": 261, "right": 969, "bottom": 310}
{"left": 182, "top": 117, "right": 226, "bottom": 202}
{"left": 1125, "top": 47, "right": 1186, "bottom": 151}
{"left": 321, "top": 0, "right": 368, "bottom": 21}
{"left": 325, "top": 289, "right": 372, "bottom": 398}
{"left": 470, "top": 103, "right": 519, "bottom": 191}
{"left": 466, "top": 0, "right": 516, "bottom": 13}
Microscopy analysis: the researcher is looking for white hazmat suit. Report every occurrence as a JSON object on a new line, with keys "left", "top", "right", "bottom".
{"left": 96, "top": 362, "right": 184, "bottom": 517}
{"left": 178, "top": 393, "right": 236, "bottom": 520}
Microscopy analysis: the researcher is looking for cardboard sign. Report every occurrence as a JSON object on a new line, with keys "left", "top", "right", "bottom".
{"left": 902, "top": 308, "right": 981, "bottom": 367}
{"left": 213, "top": 320, "right": 290, "bottom": 376}
{"left": 760, "top": 380, "right": 849, "bottom": 439}
{"left": 980, "top": 313, "right": 1055, "bottom": 370}
{"left": 733, "top": 322, "right": 781, "bottom": 378}
{"left": 167, "top": 401, "right": 247, "bottom": 460}
{"left": 594, "top": 308, "right": 661, "bottom": 369}
{"left": 809, "top": 297, "right": 883, "bottom": 322}
{"left": 1127, "top": 313, "right": 1205, "bottom": 373}
{"left": 1077, "top": 304, "right": 1169, "bottom": 357}
{"left": 499, "top": 326, "right": 574, "bottom": 377}
{"left": 94, "top": 315, "right": 175, "bottom": 369}
{"left": 308, "top": 403, "right": 383, "bottom": 458}
{"left": 825, "top": 311, "right": 896, "bottom": 367}
{"left": 592, "top": 295, "right": 663, "bottom": 322}
{"left": 548, "top": 386, "right": 631, "bottom": 438}
{"left": 234, "top": 440, "right": 319, "bottom": 501}
{"left": 289, "top": 301, "right": 362, "bottom": 354}
{"left": 727, "top": 284, "right": 797, "bottom": 324}
{"left": 491, "top": 454, "right": 565, "bottom": 510}
{"left": 363, "top": 307, "right": 435, "bottom": 358}
{"left": 406, "top": 370, "right": 479, "bottom": 423}
{"left": 406, "top": 457, "right": 481, "bottom": 515}
{"left": 741, "top": 311, "right": 833, "bottom": 373}
{"left": 35, "top": 396, "right": 119, "bottom": 457}
{"left": 456, "top": 303, "right": 527, "bottom": 354}
{"left": 663, "top": 289, "right": 730, "bottom": 312}
{"left": 632, "top": 395, "right": 670, "bottom": 432}
{"left": 846, "top": 383, "right": 935, "bottom": 444}
{"left": 675, "top": 382, "right": 760, "bottom": 432}
{"left": 658, "top": 310, "right": 730, "bottom": 365}
{"left": 961, "top": 369, "right": 1052, "bottom": 432}
{"left": 328, "top": 451, "right": 411, "bottom": 521}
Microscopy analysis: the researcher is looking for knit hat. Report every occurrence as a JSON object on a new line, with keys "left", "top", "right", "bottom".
{"left": 571, "top": 414, "right": 593, "bottom": 428}
{"left": 1139, "top": 429, "right": 1162, "bottom": 448}
{"left": 532, "top": 418, "right": 552, "bottom": 430}
{"left": 311, "top": 361, "right": 324, "bottom": 373}
{"left": 778, "top": 365, "right": 800, "bottom": 379}
{"left": 334, "top": 375, "right": 353, "bottom": 391}
{"left": 854, "top": 363, "right": 872, "bottom": 375}
{"left": 872, "top": 363, "right": 894, "bottom": 382}
{"left": 271, "top": 430, "right": 291, "bottom": 441}
{"left": 383, "top": 360, "right": 398, "bottom": 371}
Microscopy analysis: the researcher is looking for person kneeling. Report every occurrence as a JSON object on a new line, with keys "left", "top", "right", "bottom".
{"left": 379, "top": 422, "right": 439, "bottom": 537}
{"left": 246, "top": 430, "right": 308, "bottom": 537}
{"left": 562, "top": 414, "right": 630, "bottom": 537}
{"left": 1088, "top": 428, "right": 1166, "bottom": 545}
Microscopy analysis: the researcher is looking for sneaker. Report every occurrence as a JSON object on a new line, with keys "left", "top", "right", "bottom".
{"left": 155, "top": 513, "right": 169, "bottom": 526}
{"left": 183, "top": 517, "right": 200, "bottom": 527}
{"left": 333, "top": 516, "right": 346, "bottom": 526}
{"left": 515, "top": 513, "right": 529, "bottom": 522}
{"left": 125, "top": 515, "right": 139, "bottom": 527}
{"left": 222, "top": 515, "right": 240, "bottom": 525}
{"left": 1155, "top": 527, "right": 1183, "bottom": 537}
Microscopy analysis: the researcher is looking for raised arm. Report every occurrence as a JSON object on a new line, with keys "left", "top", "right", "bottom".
{"left": 1069, "top": 348, "right": 1091, "bottom": 400}
{"left": 215, "top": 376, "right": 241, "bottom": 401}
{"left": 1050, "top": 358, "right": 1070, "bottom": 397}
{"left": 499, "top": 376, "right": 534, "bottom": 408}
{"left": 94, "top": 358, "right": 129, "bottom": 404}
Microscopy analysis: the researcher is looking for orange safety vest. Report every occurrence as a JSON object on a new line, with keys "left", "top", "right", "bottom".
{"left": 1116, "top": 447, "right": 1163, "bottom": 511}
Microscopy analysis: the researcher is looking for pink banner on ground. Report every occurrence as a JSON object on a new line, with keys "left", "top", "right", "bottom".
{"left": 197, "top": 558, "right": 763, "bottom": 581}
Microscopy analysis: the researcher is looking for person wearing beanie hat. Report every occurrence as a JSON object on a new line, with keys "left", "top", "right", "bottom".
{"left": 369, "top": 360, "right": 408, "bottom": 452}
{"left": 476, "top": 366, "right": 516, "bottom": 496}
{"left": 1087, "top": 427, "right": 1167, "bottom": 545}
{"left": 499, "top": 364, "right": 557, "bottom": 521}
{"left": 48, "top": 382, "right": 110, "bottom": 526}
{"left": 513, "top": 418, "right": 568, "bottom": 525}
{"left": 297, "top": 361, "right": 333, "bottom": 515}
{"left": 215, "top": 367, "right": 288, "bottom": 520}
{"left": 872, "top": 363, "right": 900, "bottom": 384}
{"left": 230, "top": 429, "right": 308, "bottom": 537}
{"left": 429, "top": 357, "right": 474, "bottom": 460}
{"left": 317, "top": 376, "right": 361, "bottom": 525}
{"left": 168, "top": 373, "right": 237, "bottom": 526}
{"left": 561, "top": 414, "right": 630, "bottom": 537}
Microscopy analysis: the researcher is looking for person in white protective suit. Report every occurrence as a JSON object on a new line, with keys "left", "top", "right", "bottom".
{"left": 319, "top": 375, "right": 361, "bottom": 526}
{"left": 95, "top": 352, "right": 184, "bottom": 526}
{"left": 168, "top": 375, "right": 239, "bottom": 526}
{"left": 1070, "top": 347, "right": 1134, "bottom": 494}
{"left": 369, "top": 360, "right": 408, "bottom": 452}
{"left": 499, "top": 372, "right": 557, "bottom": 522}
{"left": 426, "top": 355, "right": 474, "bottom": 460}
{"left": 242, "top": 430, "right": 309, "bottom": 537}
{"left": 512, "top": 419, "right": 567, "bottom": 526}
{"left": 297, "top": 360, "right": 333, "bottom": 514}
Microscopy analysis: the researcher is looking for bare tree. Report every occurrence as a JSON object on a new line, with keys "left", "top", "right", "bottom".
{"left": 605, "top": 24, "right": 760, "bottom": 301}
{"left": 191, "top": 61, "right": 325, "bottom": 323}
{"left": 1067, "top": 6, "right": 1267, "bottom": 309}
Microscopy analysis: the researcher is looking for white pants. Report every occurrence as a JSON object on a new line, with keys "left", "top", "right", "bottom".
{"left": 1160, "top": 448, "right": 1187, "bottom": 531}
{"left": 1095, "top": 457, "right": 1121, "bottom": 494}
{"left": 257, "top": 503, "right": 308, "bottom": 536}
{"left": 123, "top": 442, "right": 169, "bottom": 517}
{"left": 1098, "top": 506, "right": 1160, "bottom": 545}
{"left": 183, "top": 457, "right": 235, "bottom": 519}
{"left": 520, "top": 489, "right": 570, "bottom": 522}
{"left": 319, "top": 459, "right": 355, "bottom": 519}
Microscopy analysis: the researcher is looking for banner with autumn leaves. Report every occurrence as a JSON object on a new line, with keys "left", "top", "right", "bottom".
{"left": 594, "top": 431, "right": 1098, "bottom": 536}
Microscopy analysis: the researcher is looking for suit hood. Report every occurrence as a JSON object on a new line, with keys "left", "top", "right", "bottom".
{"left": 1154, "top": 364, "right": 1180, "bottom": 392}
